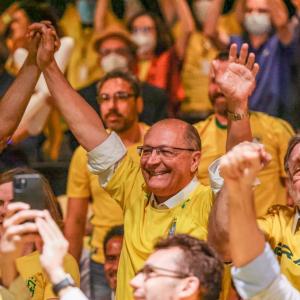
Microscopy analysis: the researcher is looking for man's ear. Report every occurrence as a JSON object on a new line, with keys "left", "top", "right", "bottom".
{"left": 137, "top": 96, "right": 144, "bottom": 115}
{"left": 177, "top": 276, "right": 200, "bottom": 298}
{"left": 191, "top": 151, "right": 201, "bottom": 173}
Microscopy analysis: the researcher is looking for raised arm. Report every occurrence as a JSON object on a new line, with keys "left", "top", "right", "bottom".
{"left": 220, "top": 143, "right": 271, "bottom": 266}
{"left": 269, "top": 0, "right": 294, "bottom": 45}
{"left": 0, "top": 32, "right": 41, "bottom": 140}
{"left": 173, "top": 0, "right": 195, "bottom": 59}
{"left": 94, "top": 0, "right": 110, "bottom": 33}
{"left": 203, "top": 0, "right": 229, "bottom": 48}
{"left": 208, "top": 43, "right": 259, "bottom": 260}
{"left": 30, "top": 22, "right": 108, "bottom": 151}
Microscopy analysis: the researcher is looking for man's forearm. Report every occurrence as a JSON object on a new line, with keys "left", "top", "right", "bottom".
{"left": 208, "top": 187, "right": 231, "bottom": 261}
{"left": 229, "top": 183, "right": 265, "bottom": 267}
{"left": 43, "top": 60, "right": 108, "bottom": 151}
{"left": 0, "top": 56, "right": 40, "bottom": 139}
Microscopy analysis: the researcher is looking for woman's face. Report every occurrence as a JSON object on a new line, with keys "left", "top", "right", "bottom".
{"left": 131, "top": 15, "right": 157, "bottom": 54}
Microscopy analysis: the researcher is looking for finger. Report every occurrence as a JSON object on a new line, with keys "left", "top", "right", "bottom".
{"left": 5, "top": 202, "right": 30, "bottom": 218}
{"left": 4, "top": 210, "right": 45, "bottom": 228}
{"left": 246, "top": 53, "right": 255, "bottom": 70}
{"left": 229, "top": 43, "right": 238, "bottom": 63}
{"left": 43, "top": 210, "right": 63, "bottom": 238}
{"left": 238, "top": 43, "right": 248, "bottom": 65}
{"left": 252, "top": 63, "right": 260, "bottom": 78}
{"left": 36, "top": 217, "right": 54, "bottom": 244}
{"left": 5, "top": 222, "right": 38, "bottom": 240}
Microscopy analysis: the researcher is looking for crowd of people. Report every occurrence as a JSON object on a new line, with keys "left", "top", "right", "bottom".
{"left": 0, "top": 0, "right": 300, "bottom": 299}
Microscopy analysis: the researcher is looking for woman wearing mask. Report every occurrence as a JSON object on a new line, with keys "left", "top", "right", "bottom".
{"left": 127, "top": 0, "right": 195, "bottom": 116}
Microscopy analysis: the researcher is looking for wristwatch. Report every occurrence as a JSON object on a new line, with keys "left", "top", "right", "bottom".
{"left": 227, "top": 111, "right": 249, "bottom": 121}
{"left": 52, "top": 274, "right": 75, "bottom": 295}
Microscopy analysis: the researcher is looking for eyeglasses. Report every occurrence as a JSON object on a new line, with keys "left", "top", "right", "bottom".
{"left": 97, "top": 91, "right": 136, "bottom": 104}
{"left": 132, "top": 26, "right": 155, "bottom": 34}
{"left": 135, "top": 264, "right": 191, "bottom": 280}
{"left": 137, "top": 146, "right": 197, "bottom": 159}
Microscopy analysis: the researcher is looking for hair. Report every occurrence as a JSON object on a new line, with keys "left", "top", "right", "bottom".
{"left": 0, "top": 167, "right": 63, "bottom": 229}
{"left": 97, "top": 70, "right": 141, "bottom": 100}
{"left": 0, "top": 37, "right": 9, "bottom": 69}
{"left": 155, "top": 234, "right": 223, "bottom": 300}
{"left": 284, "top": 135, "right": 300, "bottom": 176}
{"left": 185, "top": 124, "right": 202, "bottom": 151}
{"left": 127, "top": 11, "right": 173, "bottom": 56}
{"left": 103, "top": 225, "right": 124, "bottom": 257}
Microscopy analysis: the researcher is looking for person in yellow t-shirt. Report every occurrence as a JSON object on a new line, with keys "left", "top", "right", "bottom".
{"left": 194, "top": 51, "right": 295, "bottom": 217}
{"left": 35, "top": 21, "right": 258, "bottom": 300}
{"left": 65, "top": 70, "right": 148, "bottom": 300}
{"left": 210, "top": 137, "right": 300, "bottom": 292}
{"left": 180, "top": 0, "right": 242, "bottom": 120}
{"left": 0, "top": 168, "right": 80, "bottom": 300}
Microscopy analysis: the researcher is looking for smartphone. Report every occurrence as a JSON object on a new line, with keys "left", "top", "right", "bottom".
{"left": 13, "top": 174, "right": 47, "bottom": 210}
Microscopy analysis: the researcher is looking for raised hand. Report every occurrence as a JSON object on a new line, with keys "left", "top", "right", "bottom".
{"left": 219, "top": 142, "right": 271, "bottom": 188}
{"left": 27, "top": 22, "right": 60, "bottom": 71}
{"left": 212, "top": 43, "right": 259, "bottom": 112}
{"left": 36, "top": 210, "right": 69, "bottom": 282}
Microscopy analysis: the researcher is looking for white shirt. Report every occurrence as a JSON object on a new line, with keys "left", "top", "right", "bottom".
{"left": 232, "top": 243, "right": 300, "bottom": 300}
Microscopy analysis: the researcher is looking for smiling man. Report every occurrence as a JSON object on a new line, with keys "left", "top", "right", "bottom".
{"left": 28, "top": 22, "right": 259, "bottom": 300}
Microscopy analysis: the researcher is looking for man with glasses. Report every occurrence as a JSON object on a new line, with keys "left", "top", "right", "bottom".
{"left": 30, "top": 22, "right": 258, "bottom": 300}
{"left": 130, "top": 234, "right": 223, "bottom": 300}
{"left": 71, "top": 25, "right": 168, "bottom": 151}
{"left": 65, "top": 70, "right": 148, "bottom": 300}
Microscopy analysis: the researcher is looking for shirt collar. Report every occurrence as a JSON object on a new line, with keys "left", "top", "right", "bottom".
{"left": 292, "top": 207, "right": 300, "bottom": 234}
{"left": 150, "top": 177, "right": 199, "bottom": 209}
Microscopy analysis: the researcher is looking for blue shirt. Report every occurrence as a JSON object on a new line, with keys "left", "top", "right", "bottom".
{"left": 230, "top": 35, "right": 293, "bottom": 118}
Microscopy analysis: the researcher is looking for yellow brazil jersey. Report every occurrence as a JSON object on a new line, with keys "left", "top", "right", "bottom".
{"left": 181, "top": 32, "right": 217, "bottom": 113}
{"left": 103, "top": 154, "right": 214, "bottom": 300}
{"left": 67, "top": 123, "right": 148, "bottom": 264}
{"left": 258, "top": 206, "right": 300, "bottom": 290}
{"left": 194, "top": 112, "right": 294, "bottom": 217}
{"left": 16, "top": 251, "right": 80, "bottom": 300}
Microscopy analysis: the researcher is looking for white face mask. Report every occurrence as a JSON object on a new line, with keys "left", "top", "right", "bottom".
{"left": 244, "top": 12, "right": 271, "bottom": 36}
{"left": 131, "top": 32, "right": 156, "bottom": 55}
{"left": 101, "top": 53, "right": 128, "bottom": 73}
{"left": 193, "top": 0, "right": 212, "bottom": 24}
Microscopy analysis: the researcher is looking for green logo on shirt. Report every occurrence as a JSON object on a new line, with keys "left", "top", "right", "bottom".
{"left": 274, "top": 242, "right": 300, "bottom": 265}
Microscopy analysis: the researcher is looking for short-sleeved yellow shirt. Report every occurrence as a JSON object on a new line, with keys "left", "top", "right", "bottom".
{"left": 258, "top": 206, "right": 300, "bottom": 290}
{"left": 67, "top": 124, "right": 148, "bottom": 264}
{"left": 194, "top": 112, "right": 294, "bottom": 217}
{"left": 103, "top": 154, "right": 214, "bottom": 300}
{"left": 16, "top": 251, "right": 80, "bottom": 300}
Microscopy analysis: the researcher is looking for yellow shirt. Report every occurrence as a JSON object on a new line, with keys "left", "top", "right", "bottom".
{"left": 16, "top": 251, "right": 80, "bottom": 300}
{"left": 104, "top": 154, "right": 214, "bottom": 300}
{"left": 67, "top": 124, "right": 148, "bottom": 264}
{"left": 181, "top": 32, "right": 217, "bottom": 113}
{"left": 258, "top": 206, "right": 300, "bottom": 290}
{"left": 194, "top": 112, "right": 294, "bottom": 217}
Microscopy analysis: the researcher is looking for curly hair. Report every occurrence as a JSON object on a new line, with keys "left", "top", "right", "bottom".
{"left": 155, "top": 234, "right": 223, "bottom": 300}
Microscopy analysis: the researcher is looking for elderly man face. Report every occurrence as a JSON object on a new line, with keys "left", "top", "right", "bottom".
{"left": 0, "top": 182, "right": 13, "bottom": 226}
{"left": 139, "top": 119, "right": 201, "bottom": 201}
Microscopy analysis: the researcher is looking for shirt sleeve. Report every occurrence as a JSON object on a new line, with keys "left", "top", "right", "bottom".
{"left": 60, "top": 287, "right": 89, "bottom": 300}
{"left": 231, "top": 243, "right": 280, "bottom": 299}
{"left": 87, "top": 132, "right": 127, "bottom": 186}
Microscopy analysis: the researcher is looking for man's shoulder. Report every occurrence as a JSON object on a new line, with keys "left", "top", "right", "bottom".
{"left": 264, "top": 205, "right": 295, "bottom": 220}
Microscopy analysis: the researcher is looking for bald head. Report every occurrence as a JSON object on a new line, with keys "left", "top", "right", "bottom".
{"left": 145, "top": 119, "right": 201, "bottom": 151}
